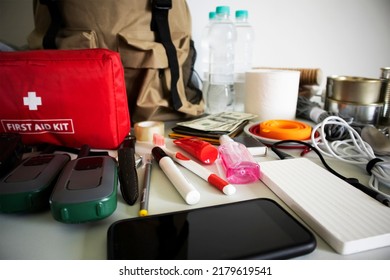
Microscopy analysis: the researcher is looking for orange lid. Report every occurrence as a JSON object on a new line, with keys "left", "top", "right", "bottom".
{"left": 258, "top": 120, "right": 312, "bottom": 140}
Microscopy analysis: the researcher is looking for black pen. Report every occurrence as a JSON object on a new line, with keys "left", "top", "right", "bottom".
{"left": 139, "top": 154, "right": 152, "bottom": 216}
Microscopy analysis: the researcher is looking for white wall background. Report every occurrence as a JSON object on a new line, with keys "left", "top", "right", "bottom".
{"left": 1, "top": 0, "right": 389, "bottom": 86}
{"left": 187, "top": 0, "right": 390, "bottom": 85}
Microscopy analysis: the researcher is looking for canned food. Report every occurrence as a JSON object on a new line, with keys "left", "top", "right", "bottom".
{"left": 326, "top": 76, "right": 385, "bottom": 104}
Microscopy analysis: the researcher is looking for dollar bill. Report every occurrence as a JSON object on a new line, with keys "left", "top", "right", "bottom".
{"left": 176, "top": 112, "right": 257, "bottom": 132}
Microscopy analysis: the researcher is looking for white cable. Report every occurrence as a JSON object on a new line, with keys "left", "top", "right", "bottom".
{"left": 311, "top": 116, "right": 390, "bottom": 194}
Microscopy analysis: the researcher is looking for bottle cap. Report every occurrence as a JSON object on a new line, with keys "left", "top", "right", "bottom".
{"left": 209, "top": 11, "right": 216, "bottom": 20}
{"left": 216, "top": 6, "right": 230, "bottom": 16}
{"left": 235, "top": 10, "right": 248, "bottom": 19}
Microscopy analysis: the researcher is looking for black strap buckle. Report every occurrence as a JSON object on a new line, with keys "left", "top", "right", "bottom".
{"left": 151, "top": 0, "right": 172, "bottom": 10}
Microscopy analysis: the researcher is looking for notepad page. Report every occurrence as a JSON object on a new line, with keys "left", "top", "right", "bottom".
{"left": 260, "top": 158, "right": 390, "bottom": 255}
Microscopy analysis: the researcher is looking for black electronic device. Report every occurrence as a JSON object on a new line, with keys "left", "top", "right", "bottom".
{"left": 0, "top": 133, "right": 24, "bottom": 178}
{"left": 0, "top": 153, "right": 70, "bottom": 213}
{"left": 107, "top": 198, "right": 316, "bottom": 260}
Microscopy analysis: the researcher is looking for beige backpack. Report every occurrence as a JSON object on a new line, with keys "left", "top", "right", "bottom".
{"left": 28, "top": 0, "right": 204, "bottom": 124}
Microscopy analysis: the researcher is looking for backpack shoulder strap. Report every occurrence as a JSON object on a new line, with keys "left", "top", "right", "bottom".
{"left": 39, "top": 0, "right": 62, "bottom": 49}
{"left": 150, "top": 0, "right": 182, "bottom": 110}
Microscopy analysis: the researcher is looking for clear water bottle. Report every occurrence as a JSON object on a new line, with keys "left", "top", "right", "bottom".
{"left": 234, "top": 10, "right": 255, "bottom": 112}
{"left": 200, "top": 11, "right": 216, "bottom": 101}
{"left": 206, "top": 6, "right": 236, "bottom": 114}
{"left": 200, "top": 11, "right": 216, "bottom": 81}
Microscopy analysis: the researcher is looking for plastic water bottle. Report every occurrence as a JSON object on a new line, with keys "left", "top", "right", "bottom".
{"left": 200, "top": 11, "right": 216, "bottom": 101}
{"left": 200, "top": 11, "right": 216, "bottom": 81}
{"left": 206, "top": 6, "right": 236, "bottom": 114}
{"left": 234, "top": 10, "right": 255, "bottom": 112}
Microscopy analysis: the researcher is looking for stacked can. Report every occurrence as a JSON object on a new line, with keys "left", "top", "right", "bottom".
{"left": 325, "top": 76, "right": 385, "bottom": 125}
{"left": 380, "top": 67, "right": 390, "bottom": 126}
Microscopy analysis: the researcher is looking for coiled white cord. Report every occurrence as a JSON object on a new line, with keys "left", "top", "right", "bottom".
{"left": 311, "top": 116, "right": 390, "bottom": 193}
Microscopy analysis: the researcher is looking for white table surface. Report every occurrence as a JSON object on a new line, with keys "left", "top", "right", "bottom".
{"left": 1, "top": 134, "right": 389, "bottom": 260}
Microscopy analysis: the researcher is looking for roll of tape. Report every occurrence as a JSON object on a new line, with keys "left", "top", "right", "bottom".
{"left": 134, "top": 121, "right": 165, "bottom": 142}
{"left": 259, "top": 120, "right": 312, "bottom": 140}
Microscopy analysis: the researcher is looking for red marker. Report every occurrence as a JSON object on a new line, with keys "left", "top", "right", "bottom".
{"left": 164, "top": 149, "right": 236, "bottom": 195}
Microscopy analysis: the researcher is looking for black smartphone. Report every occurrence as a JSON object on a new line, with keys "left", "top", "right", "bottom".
{"left": 107, "top": 198, "right": 316, "bottom": 260}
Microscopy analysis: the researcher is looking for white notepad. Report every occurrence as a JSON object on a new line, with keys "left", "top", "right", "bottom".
{"left": 260, "top": 158, "right": 390, "bottom": 255}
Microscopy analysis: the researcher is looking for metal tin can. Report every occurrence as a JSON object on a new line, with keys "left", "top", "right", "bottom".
{"left": 325, "top": 75, "right": 385, "bottom": 125}
{"left": 379, "top": 67, "right": 390, "bottom": 125}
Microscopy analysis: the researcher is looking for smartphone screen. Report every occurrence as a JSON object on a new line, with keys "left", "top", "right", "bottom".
{"left": 107, "top": 198, "right": 316, "bottom": 259}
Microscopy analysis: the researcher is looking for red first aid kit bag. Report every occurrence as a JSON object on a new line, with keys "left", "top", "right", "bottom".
{"left": 0, "top": 48, "right": 130, "bottom": 149}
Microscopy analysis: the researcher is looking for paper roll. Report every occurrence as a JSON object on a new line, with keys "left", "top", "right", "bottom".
{"left": 244, "top": 69, "right": 300, "bottom": 122}
{"left": 134, "top": 121, "right": 165, "bottom": 142}
{"left": 255, "top": 67, "right": 322, "bottom": 86}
